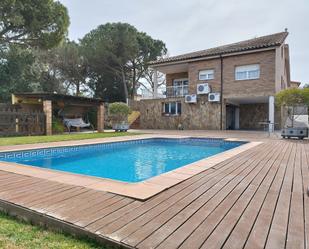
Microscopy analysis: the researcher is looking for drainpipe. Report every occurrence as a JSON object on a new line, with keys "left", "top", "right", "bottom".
{"left": 220, "top": 55, "right": 224, "bottom": 130}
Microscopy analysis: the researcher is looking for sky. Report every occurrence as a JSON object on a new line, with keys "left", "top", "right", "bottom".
{"left": 59, "top": 0, "right": 309, "bottom": 86}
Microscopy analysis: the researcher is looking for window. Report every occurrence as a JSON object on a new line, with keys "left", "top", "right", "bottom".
{"left": 199, "top": 69, "right": 214, "bottom": 80}
{"left": 235, "top": 64, "right": 260, "bottom": 80}
{"left": 171, "top": 79, "right": 189, "bottom": 97}
{"left": 163, "top": 102, "right": 181, "bottom": 116}
{"left": 173, "top": 79, "right": 188, "bottom": 87}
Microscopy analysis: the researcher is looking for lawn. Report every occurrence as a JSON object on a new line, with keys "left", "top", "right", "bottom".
{"left": 0, "top": 132, "right": 141, "bottom": 146}
{"left": 0, "top": 212, "right": 111, "bottom": 249}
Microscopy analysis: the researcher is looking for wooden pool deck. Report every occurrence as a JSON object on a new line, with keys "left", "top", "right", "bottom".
{"left": 0, "top": 132, "right": 308, "bottom": 249}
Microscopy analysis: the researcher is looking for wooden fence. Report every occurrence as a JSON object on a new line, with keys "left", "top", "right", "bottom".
{"left": 0, "top": 104, "right": 45, "bottom": 136}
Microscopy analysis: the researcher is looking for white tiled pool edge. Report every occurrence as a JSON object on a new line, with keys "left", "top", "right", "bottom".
{"left": 0, "top": 135, "right": 262, "bottom": 200}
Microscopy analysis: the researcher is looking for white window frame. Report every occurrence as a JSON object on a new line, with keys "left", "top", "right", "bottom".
{"left": 173, "top": 78, "right": 188, "bottom": 86}
{"left": 199, "top": 69, "right": 214, "bottom": 80}
{"left": 163, "top": 102, "right": 181, "bottom": 116}
{"left": 172, "top": 78, "right": 189, "bottom": 96}
{"left": 235, "top": 64, "right": 260, "bottom": 81}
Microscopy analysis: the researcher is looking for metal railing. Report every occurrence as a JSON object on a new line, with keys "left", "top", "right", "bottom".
{"left": 141, "top": 85, "right": 189, "bottom": 99}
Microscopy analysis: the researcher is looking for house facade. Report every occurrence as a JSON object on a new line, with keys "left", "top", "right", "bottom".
{"left": 138, "top": 31, "right": 292, "bottom": 131}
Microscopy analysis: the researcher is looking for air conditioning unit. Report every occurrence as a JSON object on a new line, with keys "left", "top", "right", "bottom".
{"left": 197, "top": 83, "right": 211, "bottom": 94}
{"left": 208, "top": 93, "right": 220, "bottom": 102}
{"left": 185, "top": 94, "right": 197, "bottom": 103}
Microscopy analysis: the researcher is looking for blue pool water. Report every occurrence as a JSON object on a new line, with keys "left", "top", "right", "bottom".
{"left": 0, "top": 138, "right": 245, "bottom": 183}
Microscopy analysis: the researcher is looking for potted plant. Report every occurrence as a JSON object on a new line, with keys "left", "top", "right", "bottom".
{"left": 276, "top": 88, "right": 309, "bottom": 139}
{"left": 109, "top": 102, "right": 131, "bottom": 132}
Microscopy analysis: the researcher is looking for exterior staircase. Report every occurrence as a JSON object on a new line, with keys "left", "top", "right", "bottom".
{"left": 128, "top": 111, "right": 141, "bottom": 129}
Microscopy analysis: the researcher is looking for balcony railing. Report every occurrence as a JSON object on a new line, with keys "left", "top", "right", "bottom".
{"left": 166, "top": 85, "right": 189, "bottom": 98}
{"left": 141, "top": 85, "right": 189, "bottom": 99}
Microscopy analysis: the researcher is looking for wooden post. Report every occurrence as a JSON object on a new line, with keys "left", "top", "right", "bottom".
{"left": 43, "top": 100, "right": 52, "bottom": 135}
{"left": 97, "top": 103, "right": 104, "bottom": 132}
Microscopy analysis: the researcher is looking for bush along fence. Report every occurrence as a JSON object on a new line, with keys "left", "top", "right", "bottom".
{"left": 0, "top": 104, "right": 45, "bottom": 136}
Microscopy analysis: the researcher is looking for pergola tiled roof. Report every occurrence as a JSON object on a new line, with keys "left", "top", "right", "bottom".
{"left": 13, "top": 92, "right": 103, "bottom": 106}
{"left": 150, "top": 31, "right": 288, "bottom": 65}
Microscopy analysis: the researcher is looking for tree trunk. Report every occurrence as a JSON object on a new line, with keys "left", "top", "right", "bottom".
{"left": 121, "top": 67, "right": 129, "bottom": 104}
{"left": 76, "top": 82, "right": 80, "bottom": 96}
{"left": 131, "top": 60, "right": 136, "bottom": 99}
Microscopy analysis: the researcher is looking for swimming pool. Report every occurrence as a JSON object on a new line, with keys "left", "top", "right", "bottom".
{"left": 0, "top": 138, "right": 245, "bottom": 183}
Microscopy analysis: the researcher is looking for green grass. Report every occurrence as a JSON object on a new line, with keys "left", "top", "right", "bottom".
{"left": 0, "top": 212, "right": 111, "bottom": 249}
{"left": 0, "top": 132, "right": 141, "bottom": 146}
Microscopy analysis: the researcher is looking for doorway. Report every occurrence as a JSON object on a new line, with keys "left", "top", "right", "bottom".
{"left": 226, "top": 104, "right": 239, "bottom": 130}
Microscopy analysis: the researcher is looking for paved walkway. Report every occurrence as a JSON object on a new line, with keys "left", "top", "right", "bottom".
{"left": 0, "top": 131, "right": 308, "bottom": 249}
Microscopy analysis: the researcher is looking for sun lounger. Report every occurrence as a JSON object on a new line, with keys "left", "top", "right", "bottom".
{"left": 63, "top": 118, "right": 94, "bottom": 133}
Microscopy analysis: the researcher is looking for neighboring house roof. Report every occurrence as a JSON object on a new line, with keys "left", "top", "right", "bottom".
{"left": 150, "top": 31, "right": 288, "bottom": 65}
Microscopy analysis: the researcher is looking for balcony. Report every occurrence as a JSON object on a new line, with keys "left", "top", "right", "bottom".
{"left": 141, "top": 85, "right": 189, "bottom": 100}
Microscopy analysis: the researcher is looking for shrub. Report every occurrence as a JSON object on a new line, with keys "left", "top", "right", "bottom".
{"left": 276, "top": 88, "right": 309, "bottom": 127}
{"left": 276, "top": 88, "right": 309, "bottom": 107}
{"left": 108, "top": 102, "right": 131, "bottom": 124}
{"left": 52, "top": 118, "right": 64, "bottom": 134}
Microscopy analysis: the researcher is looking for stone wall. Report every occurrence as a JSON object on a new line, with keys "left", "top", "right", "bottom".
{"left": 239, "top": 103, "right": 282, "bottom": 130}
{"left": 239, "top": 103, "right": 268, "bottom": 130}
{"left": 139, "top": 96, "right": 222, "bottom": 130}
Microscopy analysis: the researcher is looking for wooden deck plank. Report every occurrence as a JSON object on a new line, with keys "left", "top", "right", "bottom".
{"left": 143, "top": 142, "right": 278, "bottom": 249}
{"left": 286, "top": 143, "right": 305, "bottom": 249}
{"left": 243, "top": 142, "right": 294, "bottom": 249}
{"left": 199, "top": 142, "right": 290, "bottom": 249}
{"left": 7, "top": 183, "right": 75, "bottom": 206}
{"left": 85, "top": 200, "right": 143, "bottom": 232}
{"left": 96, "top": 170, "right": 217, "bottom": 236}
{"left": 264, "top": 141, "right": 297, "bottom": 249}
{"left": 0, "top": 177, "right": 44, "bottom": 193}
{"left": 123, "top": 142, "right": 277, "bottom": 248}
{"left": 74, "top": 197, "right": 135, "bottom": 227}
{"left": 117, "top": 164, "right": 249, "bottom": 244}
{"left": 47, "top": 192, "right": 117, "bottom": 220}
{"left": 222, "top": 142, "right": 292, "bottom": 249}
{"left": 65, "top": 195, "right": 127, "bottom": 224}
{"left": 0, "top": 178, "right": 60, "bottom": 200}
{"left": 0, "top": 172, "right": 23, "bottom": 180}
{"left": 170, "top": 141, "right": 284, "bottom": 249}
{"left": 302, "top": 142, "right": 309, "bottom": 249}
{"left": 0, "top": 174, "right": 39, "bottom": 187}
{"left": 29, "top": 187, "right": 90, "bottom": 209}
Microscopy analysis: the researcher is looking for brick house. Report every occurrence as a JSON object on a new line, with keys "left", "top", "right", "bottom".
{"left": 138, "top": 31, "right": 292, "bottom": 131}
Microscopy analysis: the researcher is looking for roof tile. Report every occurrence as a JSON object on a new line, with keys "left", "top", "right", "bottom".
{"left": 150, "top": 31, "right": 288, "bottom": 65}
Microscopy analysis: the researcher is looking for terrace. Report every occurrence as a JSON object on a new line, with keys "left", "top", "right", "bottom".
{"left": 141, "top": 85, "right": 189, "bottom": 99}
{"left": 0, "top": 130, "right": 308, "bottom": 249}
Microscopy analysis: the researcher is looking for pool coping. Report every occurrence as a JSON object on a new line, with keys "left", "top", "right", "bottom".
{"left": 0, "top": 135, "right": 263, "bottom": 200}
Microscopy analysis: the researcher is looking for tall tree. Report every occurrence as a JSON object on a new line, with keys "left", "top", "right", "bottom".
{"left": 56, "top": 41, "right": 88, "bottom": 96}
{"left": 37, "top": 41, "right": 88, "bottom": 95}
{"left": 0, "top": 0, "right": 69, "bottom": 49}
{"left": 80, "top": 22, "right": 167, "bottom": 102}
{"left": 128, "top": 32, "right": 167, "bottom": 98}
{"left": 81, "top": 23, "right": 139, "bottom": 102}
{"left": 0, "top": 45, "right": 40, "bottom": 102}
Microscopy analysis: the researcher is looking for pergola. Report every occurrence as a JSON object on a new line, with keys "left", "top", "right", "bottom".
{"left": 12, "top": 93, "right": 104, "bottom": 135}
